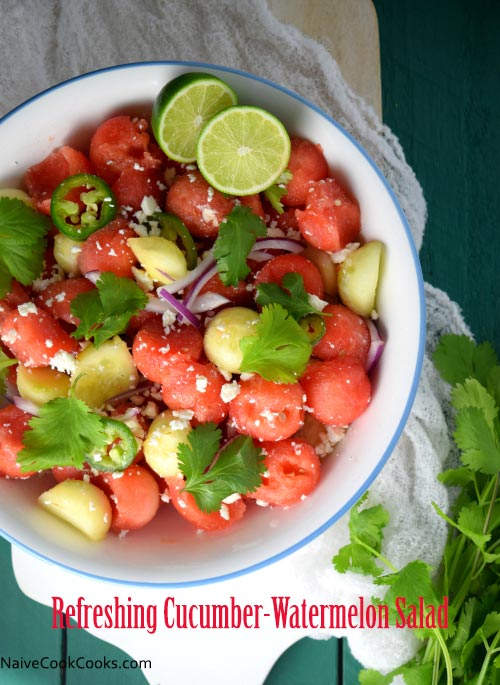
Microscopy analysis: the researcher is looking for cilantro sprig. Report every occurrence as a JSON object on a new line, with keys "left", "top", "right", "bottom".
{"left": 17, "top": 395, "right": 108, "bottom": 473}
{"left": 239, "top": 303, "right": 313, "bottom": 383}
{"left": 0, "top": 197, "right": 51, "bottom": 297}
{"left": 71, "top": 271, "right": 147, "bottom": 347}
{"left": 263, "top": 169, "right": 292, "bottom": 214}
{"left": 333, "top": 334, "right": 500, "bottom": 685}
{"left": 213, "top": 205, "right": 266, "bottom": 286}
{"left": 256, "top": 272, "right": 327, "bottom": 322}
{"left": 177, "top": 422, "right": 265, "bottom": 512}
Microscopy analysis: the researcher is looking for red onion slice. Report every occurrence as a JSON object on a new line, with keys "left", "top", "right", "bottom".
{"left": 254, "top": 237, "right": 304, "bottom": 253}
{"left": 365, "top": 319, "right": 385, "bottom": 373}
{"left": 182, "top": 263, "right": 219, "bottom": 309}
{"left": 13, "top": 396, "right": 40, "bottom": 415}
{"left": 161, "top": 250, "right": 215, "bottom": 294}
{"left": 189, "top": 293, "right": 231, "bottom": 313}
{"left": 247, "top": 250, "right": 274, "bottom": 263}
{"left": 157, "top": 287, "right": 201, "bottom": 328}
{"left": 145, "top": 294, "right": 173, "bottom": 314}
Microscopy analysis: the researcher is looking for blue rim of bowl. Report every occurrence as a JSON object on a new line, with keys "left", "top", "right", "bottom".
{"left": 0, "top": 60, "right": 426, "bottom": 588}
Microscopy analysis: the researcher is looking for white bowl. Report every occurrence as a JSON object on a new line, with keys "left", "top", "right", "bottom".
{"left": 0, "top": 62, "right": 425, "bottom": 586}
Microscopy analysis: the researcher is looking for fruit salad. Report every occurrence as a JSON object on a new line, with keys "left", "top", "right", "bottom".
{"left": 0, "top": 73, "right": 384, "bottom": 541}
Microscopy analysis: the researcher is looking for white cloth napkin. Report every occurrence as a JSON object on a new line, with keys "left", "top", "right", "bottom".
{"left": 1, "top": 0, "right": 470, "bottom": 678}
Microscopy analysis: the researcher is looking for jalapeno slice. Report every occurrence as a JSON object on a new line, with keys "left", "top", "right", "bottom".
{"left": 155, "top": 212, "right": 198, "bottom": 270}
{"left": 50, "top": 173, "right": 117, "bottom": 241}
{"left": 300, "top": 313, "right": 326, "bottom": 345}
{"left": 87, "top": 417, "right": 138, "bottom": 472}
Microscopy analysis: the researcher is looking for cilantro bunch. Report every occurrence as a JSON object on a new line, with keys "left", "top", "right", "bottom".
{"left": 334, "top": 335, "right": 500, "bottom": 685}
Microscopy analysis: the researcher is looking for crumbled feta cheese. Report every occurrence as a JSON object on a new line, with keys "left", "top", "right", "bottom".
{"left": 162, "top": 309, "right": 177, "bottom": 332}
{"left": 329, "top": 242, "right": 360, "bottom": 264}
{"left": 141, "top": 195, "right": 161, "bottom": 216}
{"left": 195, "top": 375, "right": 208, "bottom": 393}
{"left": 315, "top": 425, "right": 347, "bottom": 458}
{"left": 17, "top": 302, "right": 38, "bottom": 317}
{"left": 201, "top": 206, "right": 218, "bottom": 226}
{"left": 2, "top": 328, "right": 18, "bottom": 345}
{"left": 45, "top": 339, "right": 54, "bottom": 348}
{"left": 172, "top": 409, "right": 195, "bottom": 421}
{"left": 220, "top": 381, "right": 240, "bottom": 403}
{"left": 222, "top": 493, "right": 241, "bottom": 505}
{"left": 49, "top": 350, "right": 77, "bottom": 375}
{"left": 219, "top": 503, "right": 230, "bottom": 520}
{"left": 308, "top": 294, "right": 329, "bottom": 311}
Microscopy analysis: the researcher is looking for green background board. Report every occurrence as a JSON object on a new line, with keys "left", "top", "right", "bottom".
{"left": 1, "top": 1, "right": 499, "bottom": 683}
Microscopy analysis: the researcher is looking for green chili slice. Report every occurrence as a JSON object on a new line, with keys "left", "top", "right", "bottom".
{"left": 87, "top": 417, "right": 138, "bottom": 472}
{"left": 299, "top": 314, "right": 326, "bottom": 345}
{"left": 155, "top": 212, "right": 198, "bottom": 270}
{"left": 50, "top": 173, "right": 117, "bottom": 241}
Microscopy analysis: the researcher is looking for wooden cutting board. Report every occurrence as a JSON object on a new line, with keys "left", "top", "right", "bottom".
{"left": 268, "top": 0, "right": 382, "bottom": 117}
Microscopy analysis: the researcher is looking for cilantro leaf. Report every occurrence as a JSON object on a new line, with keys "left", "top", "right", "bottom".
{"left": 451, "top": 378, "right": 498, "bottom": 431}
{"left": 177, "top": 423, "right": 264, "bottom": 512}
{"left": 433, "top": 334, "right": 498, "bottom": 386}
{"left": 239, "top": 303, "right": 312, "bottom": 382}
{"left": 360, "top": 663, "right": 434, "bottom": 685}
{"left": 454, "top": 406, "right": 500, "bottom": 474}
{"left": 71, "top": 272, "right": 147, "bottom": 347}
{"left": 263, "top": 169, "right": 292, "bottom": 214}
{"left": 213, "top": 205, "right": 266, "bottom": 286}
{"left": 256, "top": 272, "right": 327, "bottom": 321}
{"left": 0, "top": 197, "right": 51, "bottom": 297}
{"left": 17, "top": 396, "right": 108, "bottom": 472}
{"left": 374, "top": 560, "right": 438, "bottom": 636}
{"left": 0, "top": 348, "right": 16, "bottom": 395}
{"left": 177, "top": 422, "right": 221, "bottom": 481}
{"left": 332, "top": 492, "right": 390, "bottom": 577}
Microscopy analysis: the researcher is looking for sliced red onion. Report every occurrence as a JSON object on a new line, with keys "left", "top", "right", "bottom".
{"left": 254, "top": 237, "right": 304, "bottom": 253}
{"left": 157, "top": 287, "right": 201, "bottom": 328}
{"left": 13, "top": 396, "right": 40, "bottom": 415}
{"left": 84, "top": 270, "right": 101, "bottom": 284}
{"left": 189, "top": 293, "right": 231, "bottom": 313}
{"left": 161, "top": 250, "right": 215, "bottom": 294}
{"left": 145, "top": 294, "right": 173, "bottom": 314}
{"left": 365, "top": 319, "right": 385, "bottom": 373}
{"left": 247, "top": 250, "right": 274, "bottom": 262}
{"left": 182, "top": 263, "right": 219, "bottom": 309}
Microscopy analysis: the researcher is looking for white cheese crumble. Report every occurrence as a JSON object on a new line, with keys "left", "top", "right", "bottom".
{"left": 329, "top": 242, "right": 360, "bottom": 264}
{"left": 195, "top": 375, "right": 208, "bottom": 393}
{"left": 49, "top": 350, "right": 77, "bottom": 375}
{"left": 308, "top": 294, "right": 329, "bottom": 311}
{"left": 220, "top": 381, "right": 240, "bottom": 403}
{"left": 17, "top": 302, "right": 38, "bottom": 317}
{"left": 219, "top": 503, "right": 230, "bottom": 520}
{"left": 141, "top": 195, "right": 161, "bottom": 217}
{"left": 162, "top": 309, "right": 177, "bottom": 332}
{"left": 2, "top": 328, "right": 18, "bottom": 345}
{"left": 222, "top": 493, "right": 241, "bottom": 505}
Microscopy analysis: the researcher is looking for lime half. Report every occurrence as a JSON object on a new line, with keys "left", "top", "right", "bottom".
{"left": 196, "top": 105, "right": 291, "bottom": 196}
{"left": 152, "top": 72, "right": 238, "bottom": 163}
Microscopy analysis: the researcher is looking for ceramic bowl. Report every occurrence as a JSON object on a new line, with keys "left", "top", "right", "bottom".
{"left": 0, "top": 62, "right": 425, "bottom": 586}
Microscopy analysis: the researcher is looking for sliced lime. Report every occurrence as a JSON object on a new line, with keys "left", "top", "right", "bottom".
{"left": 152, "top": 72, "right": 238, "bottom": 163}
{"left": 196, "top": 105, "right": 291, "bottom": 196}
